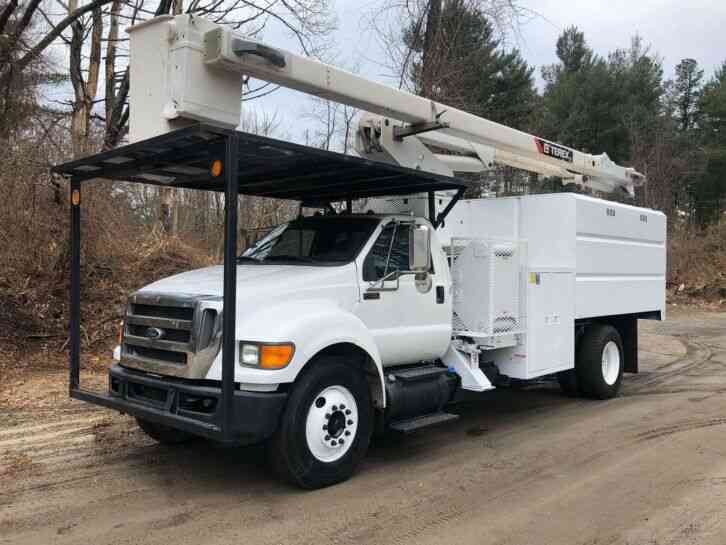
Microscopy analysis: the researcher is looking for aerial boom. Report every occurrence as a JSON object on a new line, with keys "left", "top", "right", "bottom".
{"left": 128, "top": 15, "right": 644, "bottom": 195}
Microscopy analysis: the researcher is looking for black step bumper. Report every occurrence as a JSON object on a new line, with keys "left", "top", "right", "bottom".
{"left": 72, "top": 363, "right": 287, "bottom": 445}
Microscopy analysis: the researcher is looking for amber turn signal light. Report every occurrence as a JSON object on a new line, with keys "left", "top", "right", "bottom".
{"left": 260, "top": 344, "right": 295, "bottom": 369}
{"left": 210, "top": 159, "right": 223, "bottom": 177}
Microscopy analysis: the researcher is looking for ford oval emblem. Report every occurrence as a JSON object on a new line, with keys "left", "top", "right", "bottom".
{"left": 145, "top": 327, "right": 165, "bottom": 340}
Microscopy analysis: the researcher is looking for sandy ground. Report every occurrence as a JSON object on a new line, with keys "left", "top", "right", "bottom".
{"left": 2, "top": 308, "right": 726, "bottom": 545}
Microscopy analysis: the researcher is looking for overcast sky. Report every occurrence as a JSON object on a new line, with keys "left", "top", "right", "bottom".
{"left": 254, "top": 0, "right": 726, "bottom": 143}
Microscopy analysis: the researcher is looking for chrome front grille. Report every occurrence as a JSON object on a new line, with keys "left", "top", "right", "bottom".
{"left": 120, "top": 292, "right": 222, "bottom": 379}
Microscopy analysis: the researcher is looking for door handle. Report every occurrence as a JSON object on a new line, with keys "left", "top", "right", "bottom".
{"left": 364, "top": 292, "right": 381, "bottom": 300}
{"left": 436, "top": 286, "right": 445, "bottom": 304}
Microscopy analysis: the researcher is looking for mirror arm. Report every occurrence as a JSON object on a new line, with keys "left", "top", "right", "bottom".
{"left": 366, "top": 269, "right": 401, "bottom": 292}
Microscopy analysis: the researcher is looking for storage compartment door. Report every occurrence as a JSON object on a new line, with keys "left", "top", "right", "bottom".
{"left": 526, "top": 272, "right": 574, "bottom": 376}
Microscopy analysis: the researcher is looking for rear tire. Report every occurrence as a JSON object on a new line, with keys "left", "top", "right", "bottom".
{"left": 268, "top": 357, "right": 372, "bottom": 489}
{"left": 136, "top": 418, "right": 196, "bottom": 444}
{"left": 576, "top": 324, "right": 624, "bottom": 399}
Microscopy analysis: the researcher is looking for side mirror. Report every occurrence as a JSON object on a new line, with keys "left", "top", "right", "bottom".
{"left": 409, "top": 225, "right": 431, "bottom": 273}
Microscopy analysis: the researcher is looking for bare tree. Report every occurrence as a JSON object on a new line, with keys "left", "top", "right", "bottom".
{"left": 302, "top": 58, "right": 360, "bottom": 153}
{"left": 304, "top": 97, "right": 359, "bottom": 153}
{"left": 0, "top": 0, "right": 115, "bottom": 92}
{"left": 364, "top": 0, "right": 530, "bottom": 92}
{"left": 68, "top": 0, "right": 104, "bottom": 157}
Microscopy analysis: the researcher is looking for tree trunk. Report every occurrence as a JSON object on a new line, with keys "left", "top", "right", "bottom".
{"left": 420, "top": 0, "right": 442, "bottom": 99}
{"left": 159, "top": 188, "right": 174, "bottom": 233}
{"left": 156, "top": 0, "right": 182, "bottom": 234}
{"left": 104, "top": 0, "right": 121, "bottom": 134}
{"left": 69, "top": 1, "right": 102, "bottom": 157}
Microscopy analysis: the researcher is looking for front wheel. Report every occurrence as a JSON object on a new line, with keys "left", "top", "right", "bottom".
{"left": 268, "top": 358, "right": 372, "bottom": 489}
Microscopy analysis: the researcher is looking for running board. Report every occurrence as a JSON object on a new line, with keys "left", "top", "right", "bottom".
{"left": 389, "top": 412, "right": 459, "bottom": 434}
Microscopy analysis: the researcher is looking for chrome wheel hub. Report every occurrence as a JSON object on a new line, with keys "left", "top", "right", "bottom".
{"left": 305, "top": 385, "right": 358, "bottom": 462}
{"left": 601, "top": 341, "right": 620, "bottom": 386}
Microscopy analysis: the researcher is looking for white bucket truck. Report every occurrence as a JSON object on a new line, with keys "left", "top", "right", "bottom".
{"left": 54, "top": 15, "right": 665, "bottom": 488}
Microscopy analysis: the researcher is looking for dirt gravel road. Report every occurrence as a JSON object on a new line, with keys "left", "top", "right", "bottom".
{"left": 2, "top": 309, "right": 726, "bottom": 545}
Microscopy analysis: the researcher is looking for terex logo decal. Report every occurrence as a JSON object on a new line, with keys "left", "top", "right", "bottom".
{"left": 534, "top": 138, "right": 573, "bottom": 163}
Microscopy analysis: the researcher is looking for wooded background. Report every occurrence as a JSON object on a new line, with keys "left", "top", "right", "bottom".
{"left": 1, "top": 0, "right": 725, "bottom": 358}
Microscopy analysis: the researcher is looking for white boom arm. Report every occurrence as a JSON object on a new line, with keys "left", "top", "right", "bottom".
{"left": 128, "top": 15, "right": 644, "bottom": 195}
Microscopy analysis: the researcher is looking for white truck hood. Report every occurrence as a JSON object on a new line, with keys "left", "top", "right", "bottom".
{"left": 137, "top": 263, "right": 357, "bottom": 302}
{"left": 123, "top": 262, "right": 362, "bottom": 382}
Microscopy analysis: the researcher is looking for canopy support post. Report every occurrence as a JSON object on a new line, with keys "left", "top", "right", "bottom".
{"left": 70, "top": 177, "right": 81, "bottom": 393}
{"left": 221, "top": 133, "right": 239, "bottom": 441}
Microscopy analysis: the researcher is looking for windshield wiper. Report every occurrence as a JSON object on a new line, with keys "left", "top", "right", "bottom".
{"left": 237, "top": 256, "right": 261, "bottom": 263}
{"left": 264, "top": 255, "right": 317, "bottom": 263}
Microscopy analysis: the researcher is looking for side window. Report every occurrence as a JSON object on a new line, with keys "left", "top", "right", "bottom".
{"left": 363, "top": 223, "right": 410, "bottom": 281}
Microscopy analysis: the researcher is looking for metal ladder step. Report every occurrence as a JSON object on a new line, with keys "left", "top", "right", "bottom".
{"left": 389, "top": 412, "right": 459, "bottom": 434}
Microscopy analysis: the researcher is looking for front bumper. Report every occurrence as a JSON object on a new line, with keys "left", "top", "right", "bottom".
{"left": 72, "top": 363, "right": 287, "bottom": 445}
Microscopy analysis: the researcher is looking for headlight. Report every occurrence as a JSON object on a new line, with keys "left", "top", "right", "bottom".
{"left": 240, "top": 343, "right": 260, "bottom": 365}
{"left": 239, "top": 342, "right": 295, "bottom": 369}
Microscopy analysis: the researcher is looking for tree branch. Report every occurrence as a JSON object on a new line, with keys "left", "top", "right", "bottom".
{"left": 0, "top": 0, "right": 115, "bottom": 87}
{"left": 0, "top": 0, "right": 18, "bottom": 37}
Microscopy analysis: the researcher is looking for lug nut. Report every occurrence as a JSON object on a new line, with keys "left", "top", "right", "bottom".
{"left": 347, "top": 419, "right": 353, "bottom": 425}
{"left": 322, "top": 424, "right": 328, "bottom": 430}
{"left": 325, "top": 413, "right": 331, "bottom": 419}
{"left": 325, "top": 435, "right": 330, "bottom": 440}
{"left": 340, "top": 404, "right": 345, "bottom": 410}
{"left": 332, "top": 405, "right": 338, "bottom": 411}
{"left": 345, "top": 409, "right": 351, "bottom": 415}
{"left": 331, "top": 440, "right": 337, "bottom": 446}
{"left": 339, "top": 439, "right": 345, "bottom": 445}
{"left": 345, "top": 431, "right": 351, "bottom": 436}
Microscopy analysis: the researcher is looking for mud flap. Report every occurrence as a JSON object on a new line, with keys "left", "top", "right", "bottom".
{"left": 614, "top": 317, "right": 638, "bottom": 373}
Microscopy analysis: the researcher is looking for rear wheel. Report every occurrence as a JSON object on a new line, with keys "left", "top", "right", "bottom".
{"left": 136, "top": 418, "right": 196, "bottom": 444}
{"left": 576, "top": 324, "right": 624, "bottom": 399}
{"left": 268, "top": 358, "right": 372, "bottom": 489}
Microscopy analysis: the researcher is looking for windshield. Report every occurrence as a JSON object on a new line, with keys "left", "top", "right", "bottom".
{"left": 241, "top": 216, "right": 379, "bottom": 265}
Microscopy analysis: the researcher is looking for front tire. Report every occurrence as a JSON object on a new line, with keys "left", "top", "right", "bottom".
{"left": 268, "top": 358, "right": 372, "bottom": 489}
{"left": 576, "top": 324, "right": 624, "bottom": 399}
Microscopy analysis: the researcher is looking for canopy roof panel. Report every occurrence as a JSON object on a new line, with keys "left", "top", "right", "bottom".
{"left": 52, "top": 124, "right": 467, "bottom": 203}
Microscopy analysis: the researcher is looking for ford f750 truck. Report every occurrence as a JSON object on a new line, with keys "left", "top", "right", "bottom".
{"left": 53, "top": 15, "right": 665, "bottom": 488}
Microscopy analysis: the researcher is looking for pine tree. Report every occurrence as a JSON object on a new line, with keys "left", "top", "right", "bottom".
{"left": 693, "top": 61, "right": 726, "bottom": 224}
{"left": 556, "top": 26, "right": 590, "bottom": 74}
{"left": 404, "top": 1, "right": 537, "bottom": 130}
{"left": 673, "top": 58, "right": 704, "bottom": 132}
{"left": 542, "top": 29, "right": 663, "bottom": 164}
{"left": 700, "top": 62, "right": 726, "bottom": 145}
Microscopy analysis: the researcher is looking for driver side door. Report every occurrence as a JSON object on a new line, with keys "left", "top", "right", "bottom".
{"left": 354, "top": 221, "right": 451, "bottom": 366}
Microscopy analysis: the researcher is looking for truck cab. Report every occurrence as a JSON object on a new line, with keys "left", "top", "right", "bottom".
{"left": 110, "top": 212, "right": 458, "bottom": 487}
{"left": 119, "top": 213, "right": 452, "bottom": 381}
